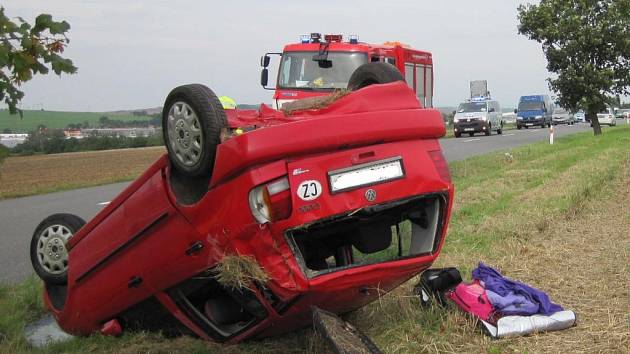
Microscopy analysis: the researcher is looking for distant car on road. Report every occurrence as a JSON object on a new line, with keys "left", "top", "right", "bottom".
{"left": 453, "top": 97, "right": 503, "bottom": 138}
{"left": 515, "top": 94, "right": 554, "bottom": 129}
{"left": 594, "top": 110, "right": 616, "bottom": 126}
{"left": 552, "top": 108, "right": 575, "bottom": 125}
{"left": 574, "top": 111, "right": 586, "bottom": 123}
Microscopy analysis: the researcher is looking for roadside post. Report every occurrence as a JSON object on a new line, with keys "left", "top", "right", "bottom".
{"left": 549, "top": 125, "right": 554, "bottom": 145}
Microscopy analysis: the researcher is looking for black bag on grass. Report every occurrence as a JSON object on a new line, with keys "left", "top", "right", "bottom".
{"left": 413, "top": 267, "right": 462, "bottom": 307}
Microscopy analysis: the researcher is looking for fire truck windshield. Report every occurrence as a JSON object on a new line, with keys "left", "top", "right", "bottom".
{"left": 278, "top": 51, "right": 367, "bottom": 90}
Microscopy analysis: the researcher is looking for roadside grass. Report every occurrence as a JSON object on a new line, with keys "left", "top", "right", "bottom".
{"left": 0, "top": 147, "right": 165, "bottom": 199}
{"left": 1, "top": 126, "right": 629, "bottom": 353}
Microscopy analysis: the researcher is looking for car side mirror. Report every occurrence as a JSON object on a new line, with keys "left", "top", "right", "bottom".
{"left": 514, "top": 109, "right": 517, "bottom": 114}
{"left": 261, "top": 55, "right": 271, "bottom": 68}
{"left": 452, "top": 110, "right": 456, "bottom": 115}
{"left": 261, "top": 68, "right": 269, "bottom": 87}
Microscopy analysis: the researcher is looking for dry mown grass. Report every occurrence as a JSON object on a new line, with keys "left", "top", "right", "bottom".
{"left": 0, "top": 147, "right": 165, "bottom": 199}
{"left": 351, "top": 134, "right": 630, "bottom": 353}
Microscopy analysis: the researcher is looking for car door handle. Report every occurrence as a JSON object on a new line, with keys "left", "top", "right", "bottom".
{"left": 185, "top": 241, "right": 204, "bottom": 256}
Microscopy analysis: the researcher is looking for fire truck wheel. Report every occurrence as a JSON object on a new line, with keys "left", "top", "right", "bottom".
{"left": 347, "top": 63, "right": 404, "bottom": 91}
{"left": 30, "top": 213, "right": 85, "bottom": 285}
{"left": 162, "top": 84, "right": 227, "bottom": 178}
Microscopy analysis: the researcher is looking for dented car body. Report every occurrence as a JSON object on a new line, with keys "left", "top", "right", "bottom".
{"left": 40, "top": 82, "right": 453, "bottom": 343}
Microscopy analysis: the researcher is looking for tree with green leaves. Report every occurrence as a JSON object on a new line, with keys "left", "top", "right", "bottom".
{"left": 518, "top": 0, "right": 630, "bottom": 135}
{"left": 0, "top": 7, "right": 76, "bottom": 116}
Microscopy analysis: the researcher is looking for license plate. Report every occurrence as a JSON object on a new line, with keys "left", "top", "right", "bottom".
{"left": 526, "top": 123, "right": 533, "bottom": 126}
{"left": 328, "top": 157, "right": 404, "bottom": 193}
{"left": 464, "top": 128, "right": 475, "bottom": 131}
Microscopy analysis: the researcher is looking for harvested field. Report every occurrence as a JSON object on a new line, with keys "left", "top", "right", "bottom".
{"left": 0, "top": 147, "right": 165, "bottom": 199}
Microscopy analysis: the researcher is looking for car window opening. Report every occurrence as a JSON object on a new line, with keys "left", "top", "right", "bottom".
{"left": 287, "top": 195, "right": 443, "bottom": 278}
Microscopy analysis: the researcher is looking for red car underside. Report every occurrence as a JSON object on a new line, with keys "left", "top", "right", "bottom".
{"left": 43, "top": 82, "right": 453, "bottom": 343}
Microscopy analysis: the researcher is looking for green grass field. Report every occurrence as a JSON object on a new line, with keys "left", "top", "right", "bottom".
{"left": 0, "top": 110, "right": 153, "bottom": 132}
{"left": 1, "top": 126, "right": 629, "bottom": 353}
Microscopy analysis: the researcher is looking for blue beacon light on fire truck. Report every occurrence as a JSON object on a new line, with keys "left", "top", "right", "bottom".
{"left": 299, "top": 33, "right": 358, "bottom": 44}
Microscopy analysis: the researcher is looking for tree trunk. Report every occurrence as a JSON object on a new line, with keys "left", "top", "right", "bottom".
{"left": 587, "top": 111, "right": 602, "bottom": 135}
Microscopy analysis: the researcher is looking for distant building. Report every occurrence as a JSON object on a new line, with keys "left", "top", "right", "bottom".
{"left": 0, "top": 133, "right": 28, "bottom": 148}
{"left": 69, "top": 127, "right": 161, "bottom": 139}
{"left": 63, "top": 129, "right": 83, "bottom": 138}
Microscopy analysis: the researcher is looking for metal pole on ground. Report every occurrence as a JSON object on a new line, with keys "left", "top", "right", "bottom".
{"left": 549, "top": 125, "right": 554, "bottom": 145}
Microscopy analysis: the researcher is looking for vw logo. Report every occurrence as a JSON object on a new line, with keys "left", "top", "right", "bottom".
{"left": 365, "top": 189, "right": 377, "bottom": 202}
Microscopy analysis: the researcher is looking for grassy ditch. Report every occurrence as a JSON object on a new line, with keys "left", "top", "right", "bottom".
{"left": 1, "top": 127, "right": 629, "bottom": 353}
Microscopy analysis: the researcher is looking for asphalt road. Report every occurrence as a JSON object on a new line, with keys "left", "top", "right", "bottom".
{"left": 0, "top": 122, "right": 597, "bottom": 283}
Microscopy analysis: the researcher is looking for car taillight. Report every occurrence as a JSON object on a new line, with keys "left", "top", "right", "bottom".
{"left": 429, "top": 150, "right": 451, "bottom": 183}
{"left": 249, "top": 177, "right": 292, "bottom": 224}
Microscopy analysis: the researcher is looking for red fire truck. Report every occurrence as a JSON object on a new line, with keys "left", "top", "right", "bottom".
{"left": 261, "top": 33, "right": 434, "bottom": 109}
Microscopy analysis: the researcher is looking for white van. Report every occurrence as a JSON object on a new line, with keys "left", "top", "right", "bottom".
{"left": 453, "top": 98, "right": 503, "bottom": 138}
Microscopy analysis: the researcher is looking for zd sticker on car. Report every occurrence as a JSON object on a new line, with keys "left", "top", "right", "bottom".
{"left": 297, "top": 180, "right": 322, "bottom": 201}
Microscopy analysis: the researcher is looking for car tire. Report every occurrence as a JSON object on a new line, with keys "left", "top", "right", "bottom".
{"left": 347, "top": 63, "right": 404, "bottom": 91}
{"left": 497, "top": 124, "right": 503, "bottom": 135}
{"left": 454, "top": 132, "right": 461, "bottom": 138}
{"left": 162, "top": 84, "right": 227, "bottom": 178}
{"left": 485, "top": 125, "right": 491, "bottom": 136}
{"left": 517, "top": 125, "right": 522, "bottom": 130}
{"left": 30, "top": 213, "right": 86, "bottom": 285}
{"left": 468, "top": 132, "right": 474, "bottom": 137}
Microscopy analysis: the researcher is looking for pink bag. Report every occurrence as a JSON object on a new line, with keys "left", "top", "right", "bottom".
{"left": 446, "top": 280, "right": 494, "bottom": 321}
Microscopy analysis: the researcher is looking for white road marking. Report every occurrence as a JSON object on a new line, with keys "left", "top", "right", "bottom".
{"left": 463, "top": 138, "right": 481, "bottom": 142}
{"left": 98, "top": 201, "right": 110, "bottom": 206}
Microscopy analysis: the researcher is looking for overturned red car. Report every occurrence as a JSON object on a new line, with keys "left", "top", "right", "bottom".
{"left": 30, "top": 63, "right": 453, "bottom": 343}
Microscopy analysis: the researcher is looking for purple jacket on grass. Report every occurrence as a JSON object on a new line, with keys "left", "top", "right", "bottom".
{"left": 472, "top": 262, "right": 563, "bottom": 316}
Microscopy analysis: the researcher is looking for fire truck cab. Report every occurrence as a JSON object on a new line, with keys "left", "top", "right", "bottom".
{"left": 261, "top": 33, "right": 434, "bottom": 109}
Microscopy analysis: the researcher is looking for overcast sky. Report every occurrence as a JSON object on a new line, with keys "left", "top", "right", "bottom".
{"left": 4, "top": 0, "right": 550, "bottom": 111}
